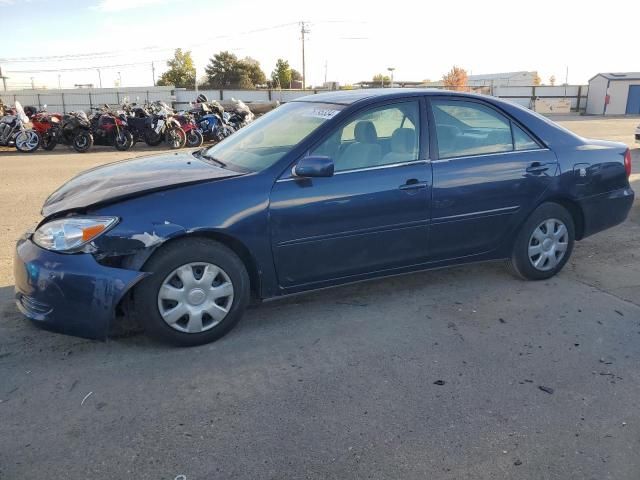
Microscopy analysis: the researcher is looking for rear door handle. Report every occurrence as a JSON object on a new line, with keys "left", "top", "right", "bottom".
{"left": 399, "top": 179, "right": 428, "bottom": 190}
{"left": 526, "top": 162, "right": 550, "bottom": 174}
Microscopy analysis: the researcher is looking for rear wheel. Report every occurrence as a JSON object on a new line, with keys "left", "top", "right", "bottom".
{"left": 508, "top": 202, "right": 574, "bottom": 280}
{"left": 132, "top": 238, "right": 250, "bottom": 346}
{"left": 114, "top": 130, "right": 133, "bottom": 151}
{"left": 72, "top": 130, "right": 93, "bottom": 153}
{"left": 144, "top": 129, "right": 163, "bottom": 146}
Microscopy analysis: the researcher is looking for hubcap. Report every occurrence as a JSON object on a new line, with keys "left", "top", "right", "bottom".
{"left": 157, "top": 262, "right": 234, "bottom": 333}
{"left": 528, "top": 218, "right": 568, "bottom": 271}
{"left": 16, "top": 131, "right": 38, "bottom": 150}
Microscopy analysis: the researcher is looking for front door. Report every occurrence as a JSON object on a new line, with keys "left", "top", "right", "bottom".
{"left": 269, "top": 99, "right": 432, "bottom": 289}
{"left": 428, "top": 97, "right": 558, "bottom": 260}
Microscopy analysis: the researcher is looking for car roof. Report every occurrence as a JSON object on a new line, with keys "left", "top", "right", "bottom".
{"left": 292, "top": 88, "right": 489, "bottom": 105}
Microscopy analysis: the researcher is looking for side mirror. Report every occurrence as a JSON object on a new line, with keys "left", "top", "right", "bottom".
{"left": 293, "top": 156, "right": 334, "bottom": 178}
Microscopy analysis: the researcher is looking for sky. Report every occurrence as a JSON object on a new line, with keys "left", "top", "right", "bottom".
{"left": 1, "top": 0, "right": 638, "bottom": 90}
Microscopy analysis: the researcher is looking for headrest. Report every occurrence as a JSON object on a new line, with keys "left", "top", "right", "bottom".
{"left": 354, "top": 121, "right": 377, "bottom": 143}
{"left": 391, "top": 128, "right": 416, "bottom": 153}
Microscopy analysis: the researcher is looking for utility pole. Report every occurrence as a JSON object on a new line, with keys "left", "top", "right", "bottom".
{"left": 30, "top": 77, "right": 35, "bottom": 89}
{"left": 151, "top": 61, "right": 156, "bottom": 86}
{"left": 387, "top": 67, "right": 395, "bottom": 88}
{"left": 58, "top": 74, "right": 61, "bottom": 90}
{"left": 324, "top": 60, "right": 328, "bottom": 85}
{"left": 0, "top": 65, "right": 7, "bottom": 92}
{"left": 300, "top": 21, "right": 310, "bottom": 90}
{"left": 96, "top": 68, "right": 102, "bottom": 88}
{"left": 117, "top": 71, "right": 122, "bottom": 87}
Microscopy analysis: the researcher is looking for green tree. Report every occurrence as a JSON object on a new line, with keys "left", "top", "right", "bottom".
{"left": 203, "top": 52, "right": 266, "bottom": 89}
{"left": 240, "top": 57, "right": 267, "bottom": 87}
{"left": 157, "top": 48, "right": 196, "bottom": 88}
{"left": 291, "top": 69, "right": 302, "bottom": 82}
{"left": 271, "top": 58, "right": 292, "bottom": 89}
{"left": 532, "top": 73, "right": 542, "bottom": 86}
{"left": 372, "top": 73, "right": 390, "bottom": 86}
{"left": 549, "top": 75, "right": 556, "bottom": 86}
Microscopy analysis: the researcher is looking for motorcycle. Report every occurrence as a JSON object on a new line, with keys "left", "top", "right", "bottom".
{"left": 120, "top": 101, "right": 155, "bottom": 146}
{"left": 89, "top": 104, "right": 134, "bottom": 151}
{"left": 174, "top": 111, "right": 203, "bottom": 148}
{"left": 190, "top": 99, "right": 234, "bottom": 143}
{"left": 44, "top": 111, "right": 93, "bottom": 153}
{"left": 0, "top": 101, "right": 40, "bottom": 153}
{"left": 225, "top": 98, "right": 254, "bottom": 130}
{"left": 145, "top": 101, "right": 186, "bottom": 149}
{"left": 28, "top": 105, "right": 66, "bottom": 151}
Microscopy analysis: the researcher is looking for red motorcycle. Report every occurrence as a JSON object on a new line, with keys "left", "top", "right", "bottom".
{"left": 28, "top": 107, "right": 63, "bottom": 151}
{"left": 88, "top": 104, "right": 134, "bottom": 151}
{"left": 174, "top": 112, "right": 203, "bottom": 148}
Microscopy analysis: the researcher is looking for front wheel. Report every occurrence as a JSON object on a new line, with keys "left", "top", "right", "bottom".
{"left": 72, "top": 130, "right": 93, "bottom": 153}
{"left": 132, "top": 238, "right": 250, "bottom": 346}
{"left": 144, "top": 129, "right": 163, "bottom": 146}
{"left": 14, "top": 130, "right": 40, "bottom": 153}
{"left": 185, "top": 129, "right": 204, "bottom": 148}
{"left": 41, "top": 132, "right": 57, "bottom": 151}
{"left": 508, "top": 202, "right": 575, "bottom": 280}
{"left": 166, "top": 127, "right": 186, "bottom": 149}
{"left": 114, "top": 130, "right": 134, "bottom": 151}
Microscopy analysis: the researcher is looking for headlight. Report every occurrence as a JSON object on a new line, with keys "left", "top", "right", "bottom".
{"left": 33, "top": 216, "right": 118, "bottom": 252}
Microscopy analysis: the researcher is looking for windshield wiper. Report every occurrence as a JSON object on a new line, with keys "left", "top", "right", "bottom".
{"left": 194, "top": 150, "right": 226, "bottom": 167}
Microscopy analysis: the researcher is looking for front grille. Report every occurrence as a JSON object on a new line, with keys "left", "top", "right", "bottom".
{"left": 19, "top": 294, "right": 52, "bottom": 315}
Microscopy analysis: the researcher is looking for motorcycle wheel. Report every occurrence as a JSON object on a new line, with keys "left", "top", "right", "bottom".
{"left": 114, "top": 130, "right": 134, "bottom": 151}
{"left": 15, "top": 130, "right": 40, "bottom": 153}
{"left": 73, "top": 131, "right": 94, "bottom": 153}
{"left": 185, "top": 130, "right": 204, "bottom": 148}
{"left": 41, "top": 132, "right": 57, "bottom": 151}
{"left": 144, "top": 130, "right": 163, "bottom": 146}
{"left": 166, "top": 127, "right": 186, "bottom": 149}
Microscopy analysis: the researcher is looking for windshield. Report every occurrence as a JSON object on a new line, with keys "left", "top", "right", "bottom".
{"left": 203, "top": 102, "right": 344, "bottom": 172}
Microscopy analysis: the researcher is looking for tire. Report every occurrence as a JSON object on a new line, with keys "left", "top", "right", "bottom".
{"left": 144, "top": 129, "right": 163, "bottom": 146}
{"left": 41, "top": 132, "right": 57, "bottom": 151}
{"left": 114, "top": 130, "right": 134, "bottom": 151}
{"left": 185, "top": 129, "right": 204, "bottom": 148}
{"left": 508, "top": 202, "right": 575, "bottom": 280}
{"left": 14, "top": 130, "right": 40, "bottom": 153}
{"left": 166, "top": 127, "right": 186, "bottom": 149}
{"left": 132, "top": 238, "right": 250, "bottom": 346}
{"left": 72, "top": 130, "right": 93, "bottom": 153}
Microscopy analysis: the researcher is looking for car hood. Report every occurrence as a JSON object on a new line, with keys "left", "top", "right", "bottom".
{"left": 42, "top": 151, "right": 242, "bottom": 217}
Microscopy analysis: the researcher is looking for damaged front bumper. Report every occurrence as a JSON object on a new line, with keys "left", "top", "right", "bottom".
{"left": 14, "top": 237, "right": 147, "bottom": 340}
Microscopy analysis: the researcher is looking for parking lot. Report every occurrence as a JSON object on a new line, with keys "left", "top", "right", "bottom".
{"left": 1, "top": 116, "right": 639, "bottom": 479}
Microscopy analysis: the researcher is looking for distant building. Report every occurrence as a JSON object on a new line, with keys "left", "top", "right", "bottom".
{"left": 467, "top": 71, "right": 538, "bottom": 87}
{"left": 586, "top": 72, "right": 640, "bottom": 115}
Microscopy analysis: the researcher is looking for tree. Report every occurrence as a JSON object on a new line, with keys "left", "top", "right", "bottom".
{"left": 241, "top": 57, "right": 267, "bottom": 87}
{"left": 442, "top": 66, "right": 468, "bottom": 91}
{"left": 157, "top": 48, "right": 196, "bottom": 88}
{"left": 204, "top": 51, "right": 241, "bottom": 89}
{"left": 532, "top": 73, "right": 542, "bottom": 86}
{"left": 291, "top": 69, "right": 302, "bottom": 82}
{"left": 549, "top": 75, "right": 556, "bottom": 86}
{"left": 271, "top": 59, "right": 292, "bottom": 89}
{"left": 372, "top": 73, "right": 390, "bottom": 86}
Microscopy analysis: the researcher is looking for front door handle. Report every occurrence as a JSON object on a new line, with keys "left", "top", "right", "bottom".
{"left": 399, "top": 178, "right": 428, "bottom": 190}
{"left": 526, "top": 162, "right": 550, "bottom": 174}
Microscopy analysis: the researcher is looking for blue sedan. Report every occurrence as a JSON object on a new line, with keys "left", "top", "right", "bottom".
{"left": 14, "top": 89, "right": 634, "bottom": 346}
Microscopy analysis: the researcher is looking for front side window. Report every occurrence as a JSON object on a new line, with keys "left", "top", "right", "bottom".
{"left": 203, "top": 102, "right": 344, "bottom": 172}
{"left": 432, "top": 99, "right": 540, "bottom": 159}
{"left": 312, "top": 101, "right": 420, "bottom": 172}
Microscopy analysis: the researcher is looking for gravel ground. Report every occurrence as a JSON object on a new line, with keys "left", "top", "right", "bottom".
{"left": 0, "top": 117, "right": 639, "bottom": 480}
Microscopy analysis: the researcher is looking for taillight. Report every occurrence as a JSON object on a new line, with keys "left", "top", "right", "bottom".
{"left": 624, "top": 149, "right": 632, "bottom": 177}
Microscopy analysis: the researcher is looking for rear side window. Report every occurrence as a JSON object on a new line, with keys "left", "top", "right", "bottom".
{"left": 512, "top": 123, "right": 540, "bottom": 150}
{"left": 432, "top": 99, "right": 540, "bottom": 159}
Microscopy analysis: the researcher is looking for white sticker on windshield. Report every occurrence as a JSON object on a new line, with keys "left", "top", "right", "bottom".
{"left": 303, "top": 108, "right": 340, "bottom": 120}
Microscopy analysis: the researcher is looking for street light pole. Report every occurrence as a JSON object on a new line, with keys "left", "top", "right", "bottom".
{"left": 58, "top": 74, "right": 61, "bottom": 89}
{"left": 96, "top": 68, "right": 102, "bottom": 88}
{"left": 387, "top": 67, "right": 395, "bottom": 88}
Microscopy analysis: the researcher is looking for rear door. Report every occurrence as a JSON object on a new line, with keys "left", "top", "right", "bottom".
{"left": 427, "top": 97, "right": 558, "bottom": 260}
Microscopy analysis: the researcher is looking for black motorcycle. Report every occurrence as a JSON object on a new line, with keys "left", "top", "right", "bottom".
{"left": 41, "top": 111, "right": 93, "bottom": 153}
{"left": 88, "top": 105, "right": 134, "bottom": 151}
